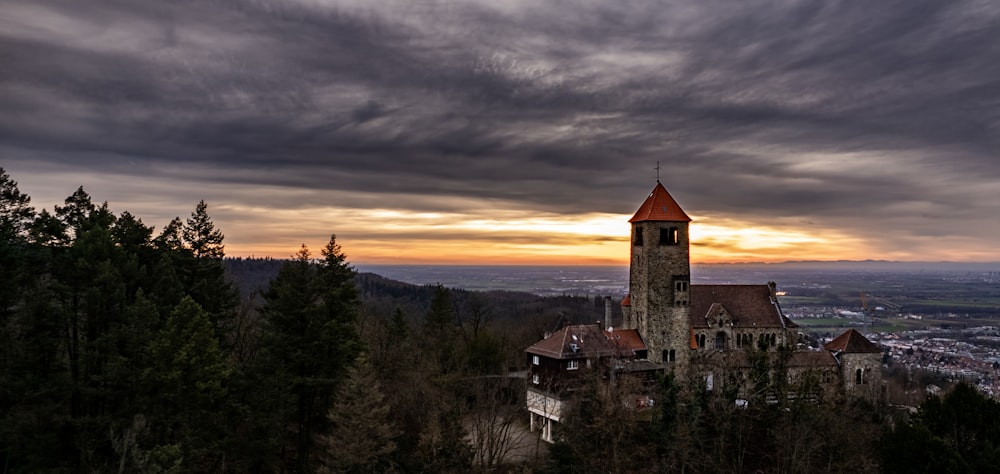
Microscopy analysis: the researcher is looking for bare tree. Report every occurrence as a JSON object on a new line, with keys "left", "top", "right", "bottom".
{"left": 466, "top": 377, "right": 528, "bottom": 471}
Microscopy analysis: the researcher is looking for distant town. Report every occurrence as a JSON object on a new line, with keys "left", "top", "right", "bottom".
{"left": 364, "top": 262, "right": 1000, "bottom": 398}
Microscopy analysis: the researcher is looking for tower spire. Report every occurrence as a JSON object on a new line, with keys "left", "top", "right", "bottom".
{"left": 655, "top": 161, "right": 661, "bottom": 183}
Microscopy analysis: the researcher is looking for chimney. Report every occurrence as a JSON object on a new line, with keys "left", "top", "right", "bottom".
{"left": 768, "top": 281, "right": 777, "bottom": 302}
{"left": 604, "top": 296, "right": 613, "bottom": 331}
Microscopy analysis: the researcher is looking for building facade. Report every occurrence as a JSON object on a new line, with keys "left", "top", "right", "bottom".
{"left": 526, "top": 180, "right": 882, "bottom": 442}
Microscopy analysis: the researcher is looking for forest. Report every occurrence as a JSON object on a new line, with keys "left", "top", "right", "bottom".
{"left": 4, "top": 166, "right": 1000, "bottom": 473}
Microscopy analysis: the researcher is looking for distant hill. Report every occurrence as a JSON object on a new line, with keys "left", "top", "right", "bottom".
{"left": 223, "top": 257, "right": 616, "bottom": 333}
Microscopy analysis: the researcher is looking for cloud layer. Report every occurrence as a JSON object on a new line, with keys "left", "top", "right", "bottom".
{"left": 3, "top": 0, "right": 999, "bottom": 262}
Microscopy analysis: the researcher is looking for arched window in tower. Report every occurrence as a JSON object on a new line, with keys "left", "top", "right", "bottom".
{"left": 659, "top": 226, "right": 680, "bottom": 245}
{"left": 855, "top": 368, "right": 863, "bottom": 385}
{"left": 634, "top": 226, "right": 644, "bottom": 246}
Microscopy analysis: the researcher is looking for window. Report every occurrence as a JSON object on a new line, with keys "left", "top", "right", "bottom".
{"left": 855, "top": 368, "right": 863, "bottom": 385}
{"left": 532, "top": 355, "right": 539, "bottom": 365}
{"left": 532, "top": 374, "right": 540, "bottom": 385}
{"left": 698, "top": 334, "right": 706, "bottom": 348}
{"left": 567, "top": 360, "right": 579, "bottom": 370}
{"left": 634, "top": 226, "right": 644, "bottom": 246}
{"left": 662, "top": 349, "right": 676, "bottom": 362}
{"left": 675, "top": 281, "right": 688, "bottom": 292}
{"left": 660, "top": 227, "right": 680, "bottom": 245}
{"left": 715, "top": 332, "right": 727, "bottom": 350}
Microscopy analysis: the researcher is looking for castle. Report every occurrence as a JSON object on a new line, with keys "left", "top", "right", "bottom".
{"left": 526, "top": 180, "right": 882, "bottom": 442}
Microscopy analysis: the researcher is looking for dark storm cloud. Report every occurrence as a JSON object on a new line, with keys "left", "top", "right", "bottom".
{"left": 3, "top": 0, "right": 999, "bottom": 259}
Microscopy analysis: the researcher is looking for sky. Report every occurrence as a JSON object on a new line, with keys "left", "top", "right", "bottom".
{"left": 2, "top": 0, "right": 999, "bottom": 265}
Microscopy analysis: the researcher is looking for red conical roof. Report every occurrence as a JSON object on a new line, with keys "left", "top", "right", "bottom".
{"left": 629, "top": 181, "right": 691, "bottom": 223}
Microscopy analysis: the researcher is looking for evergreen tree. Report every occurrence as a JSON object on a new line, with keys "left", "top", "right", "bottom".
{"left": 181, "top": 201, "right": 236, "bottom": 319}
{"left": 318, "top": 355, "right": 398, "bottom": 474}
{"left": 154, "top": 217, "right": 186, "bottom": 253}
{"left": 260, "top": 236, "right": 362, "bottom": 473}
{"left": 881, "top": 382, "right": 1000, "bottom": 473}
{"left": 423, "top": 284, "right": 458, "bottom": 374}
{"left": 0, "top": 167, "right": 34, "bottom": 242}
{"left": 0, "top": 167, "right": 34, "bottom": 319}
{"left": 28, "top": 208, "right": 67, "bottom": 246}
{"left": 0, "top": 269, "right": 72, "bottom": 472}
{"left": 54, "top": 186, "right": 97, "bottom": 237}
{"left": 182, "top": 201, "right": 225, "bottom": 260}
{"left": 144, "top": 296, "right": 231, "bottom": 471}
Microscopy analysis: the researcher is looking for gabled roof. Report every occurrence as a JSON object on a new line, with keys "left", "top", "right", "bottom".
{"left": 701, "top": 349, "right": 838, "bottom": 369}
{"left": 629, "top": 181, "right": 692, "bottom": 223}
{"left": 526, "top": 324, "right": 646, "bottom": 359}
{"left": 824, "top": 329, "right": 881, "bottom": 353}
{"left": 689, "top": 285, "right": 795, "bottom": 329}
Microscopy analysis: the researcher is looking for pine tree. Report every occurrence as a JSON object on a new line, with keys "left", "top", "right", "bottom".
{"left": 178, "top": 201, "right": 237, "bottom": 341}
{"left": 54, "top": 186, "right": 96, "bottom": 237}
{"left": 0, "top": 167, "right": 35, "bottom": 242}
{"left": 144, "top": 296, "right": 231, "bottom": 470}
{"left": 423, "top": 284, "right": 458, "bottom": 374}
{"left": 318, "top": 355, "right": 398, "bottom": 474}
{"left": 182, "top": 201, "right": 224, "bottom": 260}
{"left": 0, "top": 168, "right": 35, "bottom": 317}
{"left": 260, "top": 236, "right": 362, "bottom": 473}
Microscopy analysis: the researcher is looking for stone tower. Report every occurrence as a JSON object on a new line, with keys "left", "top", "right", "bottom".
{"left": 625, "top": 181, "right": 692, "bottom": 370}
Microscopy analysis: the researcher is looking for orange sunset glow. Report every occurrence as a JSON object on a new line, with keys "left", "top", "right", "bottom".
{"left": 219, "top": 205, "right": 875, "bottom": 265}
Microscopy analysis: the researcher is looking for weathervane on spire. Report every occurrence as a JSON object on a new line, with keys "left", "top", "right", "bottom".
{"left": 655, "top": 161, "right": 661, "bottom": 183}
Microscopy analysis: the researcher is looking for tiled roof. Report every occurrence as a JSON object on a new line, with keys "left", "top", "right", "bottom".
{"left": 621, "top": 294, "right": 631, "bottom": 307}
{"left": 788, "top": 350, "right": 840, "bottom": 368}
{"left": 629, "top": 181, "right": 692, "bottom": 223}
{"left": 526, "top": 324, "right": 646, "bottom": 359}
{"left": 700, "top": 350, "right": 838, "bottom": 369}
{"left": 824, "top": 329, "right": 881, "bottom": 353}
{"left": 689, "top": 285, "right": 793, "bottom": 329}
